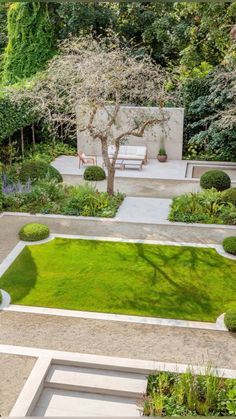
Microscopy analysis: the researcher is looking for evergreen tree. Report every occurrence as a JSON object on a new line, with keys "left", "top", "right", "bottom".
{"left": 2, "top": 2, "right": 58, "bottom": 85}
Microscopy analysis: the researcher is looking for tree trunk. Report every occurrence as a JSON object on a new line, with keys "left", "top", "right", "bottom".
{"left": 20, "top": 128, "right": 24, "bottom": 157}
{"left": 32, "top": 124, "right": 36, "bottom": 148}
{"left": 107, "top": 166, "right": 115, "bottom": 195}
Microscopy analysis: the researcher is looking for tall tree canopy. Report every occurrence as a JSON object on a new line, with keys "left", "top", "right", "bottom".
{"left": 2, "top": 2, "right": 58, "bottom": 85}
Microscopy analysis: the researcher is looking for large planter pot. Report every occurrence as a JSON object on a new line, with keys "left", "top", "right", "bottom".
{"left": 157, "top": 155, "right": 167, "bottom": 162}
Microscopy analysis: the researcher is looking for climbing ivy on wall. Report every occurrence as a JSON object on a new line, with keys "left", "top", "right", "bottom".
{"left": 2, "top": 2, "right": 58, "bottom": 85}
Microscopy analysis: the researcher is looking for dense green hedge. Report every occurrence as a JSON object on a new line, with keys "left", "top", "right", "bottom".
{"left": 223, "top": 236, "right": 236, "bottom": 256}
{"left": 84, "top": 166, "right": 106, "bottom": 181}
{"left": 224, "top": 309, "right": 236, "bottom": 332}
{"left": 2, "top": 2, "right": 57, "bottom": 84}
{"left": 0, "top": 174, "right": 3, "bottom": 212}
{"left": 19, "top": 160, "right": 63, "bottom": 184}
{"left": 19, "top": 223, "right": 50, "bottom": 241}
{"left": 200, "top": 170, "right": 231, "bottom": 191}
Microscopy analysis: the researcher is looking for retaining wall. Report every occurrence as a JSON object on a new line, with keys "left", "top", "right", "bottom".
{"left": 1, "top": 212, "right": 236, "bottom": 245}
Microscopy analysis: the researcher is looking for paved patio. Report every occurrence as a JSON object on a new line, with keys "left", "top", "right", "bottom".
{"left": 52, "top": 156, "right": 188, "bottom": 179}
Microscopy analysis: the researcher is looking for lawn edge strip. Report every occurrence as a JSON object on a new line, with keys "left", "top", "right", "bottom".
{"left": 3, "top": 304, "right": 227, "bottom": 331}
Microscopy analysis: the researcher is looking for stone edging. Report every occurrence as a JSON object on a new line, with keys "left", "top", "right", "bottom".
{"left": 0, "top": 233, "right": 231, "bottom": 331}
{"left": 0, "top": 289, "right": 11, "bottom": 309}
{"left": 2, "top": 210, "right": 236, "bottom": 229}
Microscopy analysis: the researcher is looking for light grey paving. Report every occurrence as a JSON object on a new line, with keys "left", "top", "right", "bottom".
{"left": 115, "top": 197, "right": 171, "bottom": 223}
{"left": 32, "top": 388, "right": 141, "bottom": 417}
{"left": 46, "top": 364, "right": 147, "bottom": 397}
{"left": 52, "top": 155, "right": 188, "bottom": 179}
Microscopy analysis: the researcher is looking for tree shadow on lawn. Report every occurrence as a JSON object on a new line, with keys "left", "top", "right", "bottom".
{"left": 119, "top": 243, "right": 216, "bottom": 320}
{"left": 0, "top": 246, "right": 38, "bottom": 303}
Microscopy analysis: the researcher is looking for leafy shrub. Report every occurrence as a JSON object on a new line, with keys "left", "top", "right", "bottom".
{"left": 200, "top": 170, "right": 231, "bottom": 191}
{"left": 62, "top": 183, "right": 124, "bottom": 217}
{"left": 224, "top": 310, "right": 236, "bottom": 332}
{"left": 223, "top": 187, "right": 236, "bottom": 207}
{"left": 19, "top": 160, "right": 63, "bottom": 184}
{"left": 223, "top": 237, "right": 236, "bottom": 255}
{"left": 27, "top": 142, "right": 77, "bottom": 164}
{"left": 83, "top": 166, "right": 106, "bottom": 181}
{"left": 3, "top": 179, "right": 124, "bottom": 218}
{"left": 19, "top": 223, "right": 50, "bottom": 241}
{"left": 169, "top": 189, "right": 236, "bottom": 225}
{"left": 144, "top": 370, "right": 236, "bottom": 416}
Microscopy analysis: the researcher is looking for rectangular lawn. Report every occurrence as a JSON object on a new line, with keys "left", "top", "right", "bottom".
{"left": 0, "top": 238, "right": 236, "bottom": 322}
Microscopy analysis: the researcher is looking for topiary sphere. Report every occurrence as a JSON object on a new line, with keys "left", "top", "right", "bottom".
{"left": 19, "top": 161, "right": 63, "bottom": 184}
{"left": 222, "top": 236, "right": 236, "bottom": 255}
{"left": 83, "top": 166, "right": 106, "bottom": 181}
{"left": 222, "top": 187, "right": 236, "bottom": 206}
{"left": 200, "top": 170, "right": 231, "bottom": 191}
{"left": 19, "top": 223, "right": 50, "bottom": 241}
{"left": 224, "top": 309, "right": 236, "bottom": 332}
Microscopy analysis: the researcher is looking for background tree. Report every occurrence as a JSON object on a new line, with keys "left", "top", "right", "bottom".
{"left": 12, "top": 34, "right": 168, "bottom": 194}
{"left": 2, "top": 2, "right": 58, "bottom": 85}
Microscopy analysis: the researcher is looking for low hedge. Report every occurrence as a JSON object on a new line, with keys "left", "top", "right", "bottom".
{"left": 83, "top": 166, "right": 106, "bottom": 181}
{"left": 223, "top": 187, "right": 236, "bottom": 206}
{"left": 19, "top": 161, "right": 63, "bottom": 184}
{"left": 200, "top": 170, "right": 231, "bottom": 191}
{"left": 224, "top": 309, "right": 236, "bottom": 332}
{"left": 223, "top": 236, "right": 236, "bottom": 255}
{"left": 19, "top": 223, "right": 50, "bottom": 241}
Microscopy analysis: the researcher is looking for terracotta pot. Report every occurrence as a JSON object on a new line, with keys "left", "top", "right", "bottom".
{"left": 157, "top": 155, "right": 167, "bottom": 162}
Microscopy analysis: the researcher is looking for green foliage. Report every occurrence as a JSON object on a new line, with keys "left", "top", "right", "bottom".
{"left": 158, "top": 147, "right": 167, "bottom": 156}
{"left": 223, "top": 237, "right": 236, "bottom": 256}
{"left": 58, "top": 3, "right": 115, "bottom": 38}
{"left": 2, "top": 2, "right": 58, "bottom": 85}
{"left": 200, "top": 170, "right": 231, "bottom": 191}
{"left": 83, "top": 166, "right": 106, "bottom": 181}
{"left": 169, "top": 189, "right": 236, "bottom": 225}
{"left": 19, "top": 223, "right": 50, "bottom": 242}
{"left": 183, "top": 64, "right": 236, "bottom": 160}
{"left": 225, "top": 309, "right": 236, "bottom": 332}
{"left": 26, "top": 142, "right": 77, "bottom": 164}
{"left": 62, "top": 183, "right": 124, "bottom": 217}
{"left": 223, "top": 188, "right": 236, "bottom": 207}
{"left": 3, "top": 179, "right": 124, "bottom": 218}
{"left": 0, "top": 90, "right": 37, "bottom": 141}
{"left": 144, "top": 370, "right": 236, "bottom": 416}
{"left": 19, "top": 161, "right": 62, "bottom": 184}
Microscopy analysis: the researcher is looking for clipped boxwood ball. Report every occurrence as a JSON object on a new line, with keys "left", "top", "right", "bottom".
{"left": 225, "top": 309, "right": 236, "bottom": 332}
{"left": 200, "top": 170, "right": 231, "bottom": 191}
{"left": 222, "top": 187, "right": 236, "bottom": 206}
{"left": 222, "top": 236, "right": 236, "bottom": 255}
{"left": 83, "top": 166, "right": 106, "bottom": 181}
{"left": 19, "top": 223, "right": 50, "bottom": 241}
{"left": 19, "top": 161, "right": 63, "bottom": 184}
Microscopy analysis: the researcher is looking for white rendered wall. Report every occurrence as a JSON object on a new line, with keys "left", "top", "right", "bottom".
{"left": 77, "top": 106, "right": 184, "bottom": 160}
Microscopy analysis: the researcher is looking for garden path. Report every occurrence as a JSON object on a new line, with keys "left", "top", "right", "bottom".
{"left": 115, "top": 197, "right": 171, "bottom": 223}
{"left": 0, "top": 311, "right": 235, "bottom": 369}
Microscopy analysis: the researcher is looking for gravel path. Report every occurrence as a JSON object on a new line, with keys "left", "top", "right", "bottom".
{"left": 0, "top": 311, "right": 236, "bottom": 369}
{"left": 0, "top": 353, "right": 36, "bottom": 416}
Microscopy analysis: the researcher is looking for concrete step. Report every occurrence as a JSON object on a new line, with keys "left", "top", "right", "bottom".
{"left": 45, "top": 364, "right": 147, "bottom": 398}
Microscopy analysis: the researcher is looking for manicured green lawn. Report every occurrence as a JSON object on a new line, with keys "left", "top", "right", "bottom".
{"left": 1, "top": 238, "right": 236, "bottom": 321}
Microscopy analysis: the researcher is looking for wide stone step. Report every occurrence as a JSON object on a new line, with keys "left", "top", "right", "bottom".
{"left": 45, "top": 364, "right": 147, "bottom": 398}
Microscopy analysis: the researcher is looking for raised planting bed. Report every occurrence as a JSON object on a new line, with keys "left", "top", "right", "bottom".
{"left": 143, "top": 370, "right": 236, "bottom": 416}
{"left": 1, "top": 238, "right": 236, "bottom": 321}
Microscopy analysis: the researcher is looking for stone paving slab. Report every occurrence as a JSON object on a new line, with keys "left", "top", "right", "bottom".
{"left": 115, "top": 197, "right": 172, "bottom": 223}
{"left": 0, "top": 311, "right": 235, "bottom": 370}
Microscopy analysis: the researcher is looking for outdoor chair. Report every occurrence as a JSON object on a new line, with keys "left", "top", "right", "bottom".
{"left": 78, "top": 151, "right": 97, "bottom": 168}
